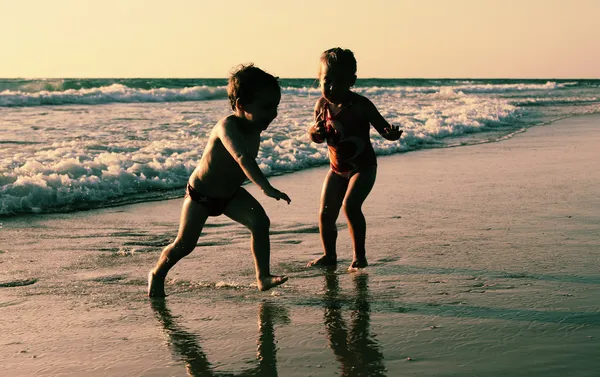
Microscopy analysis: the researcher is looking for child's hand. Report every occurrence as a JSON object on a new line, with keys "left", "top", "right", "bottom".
{"left": 382, "top": 125, "right": 403, "bottom": 141}
{"left": 263, "top": 186, "right": 291, "bottom": 204}
{"left": 310, "top": 120, "right": 328, "bottom": 142}
{"left": 314, "top": 120, "right": 328, "bottom": 137}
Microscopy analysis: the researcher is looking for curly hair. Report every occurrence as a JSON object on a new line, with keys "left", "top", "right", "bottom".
{"left": 227, "top": 64, "right": 280, "bottom": 111}
{"left": 319, "top": 48, "right": 357, "bottom": 77}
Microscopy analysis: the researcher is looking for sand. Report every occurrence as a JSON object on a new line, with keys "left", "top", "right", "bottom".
{"left": 1, "top": 114, "right": 600, "bottom": 376}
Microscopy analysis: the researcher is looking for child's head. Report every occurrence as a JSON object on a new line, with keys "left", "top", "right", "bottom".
{"left": 228, "top": 64, "right": 281, "bottom": 129}
{"left": 228, "top": 64, "right": 280, "bottom": 111}
{"left": 318, "top": 48, "right": 357, "bottom": 103}
{"left": 319, "top": 48, "right": 357, "bottom": 77}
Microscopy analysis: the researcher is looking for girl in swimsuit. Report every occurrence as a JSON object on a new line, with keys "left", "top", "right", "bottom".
{"left": 307, "top": 48, "right": 402, "bottom": 270}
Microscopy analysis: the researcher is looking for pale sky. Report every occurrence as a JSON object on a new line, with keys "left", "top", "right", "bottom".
{"left": 1, "top": 0, "right": 599, "bottom": 78}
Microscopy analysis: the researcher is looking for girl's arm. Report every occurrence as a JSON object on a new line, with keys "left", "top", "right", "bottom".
{"left": 308, "top": 98, "right": 328, "bottom": 143}
{"left": 362, "top": 96, "right": 403, "bottom": 141}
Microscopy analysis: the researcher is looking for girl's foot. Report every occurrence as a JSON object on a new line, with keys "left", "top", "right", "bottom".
{"left": 257, "top": 275, "right": 288, "bottom": 291}
{"left": 148, "top": 271, "right": 166, "bottom": 298}
{"left": 307, "top": 254, "right": 338, "bottom": 267}
{"left": 348, "top": 258, "right": 368, "bottom": 271}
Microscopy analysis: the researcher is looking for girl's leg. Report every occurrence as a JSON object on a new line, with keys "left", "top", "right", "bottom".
{"left": 343, "top": 166, "right": 377, "bottom": 269}
{"left": 223, "top": 188, "right": 287, "bottom": 291}
{"left": 308, "top": 170, "right": 349, "bottom": 267}
{"left": 149, "top": 197, "right": 209, "bottom": 297}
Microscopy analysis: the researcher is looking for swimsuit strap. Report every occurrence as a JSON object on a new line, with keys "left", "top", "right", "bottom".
{"left": 323, "top": 101, "right": 332, "bottom": 121}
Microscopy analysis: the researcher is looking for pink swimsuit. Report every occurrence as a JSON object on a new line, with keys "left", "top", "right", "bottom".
{"left": 319, "top": 100, "right": 377, "bottom": 177}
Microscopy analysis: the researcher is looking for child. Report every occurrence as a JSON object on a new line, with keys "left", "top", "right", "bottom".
{"left": 148, "top": 64, "right": 291, "bottom": 297}
{"left": 307, "top": 48, "right": 402, "bottom": 270}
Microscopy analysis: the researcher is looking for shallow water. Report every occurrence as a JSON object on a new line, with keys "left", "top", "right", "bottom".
{"left": 2, "top": 115, "right": 600, "bottom": 376}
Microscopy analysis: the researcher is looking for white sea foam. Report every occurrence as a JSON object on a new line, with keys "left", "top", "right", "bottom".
{"left": 283, "top": 81, "right": 566, "bottom": 98}
{"left": 0, "top": 82, "right": 572, "bottom": 108}
{"left": 0, "top": 84, "right": 228, "bottom": 107}
{"left": 1, "top": 81, "right": 599, "bottom": 215}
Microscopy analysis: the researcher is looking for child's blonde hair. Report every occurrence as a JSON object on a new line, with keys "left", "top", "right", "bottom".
{"left": 319, "top": 48, "right": 357, "bottom": 77}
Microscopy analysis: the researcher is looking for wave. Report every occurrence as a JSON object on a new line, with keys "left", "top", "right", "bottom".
{"left": 2, "top": 79, "right": 596, "bottom": 107}
{"left": 2, "top": 77, "right": 599, "bottom": 215}
{"left": 282, "top": 82, "right": 571, "bottom": 97}
{"left": 0, "top": 84, "right": 228, "bottom": 107}
{"left": 0, "top": 78, "right": 229, "bottom": 93}
{"left": 0, "top": 116, "right": 522, "bottom": 216}
{"left": 512, "top": 97, "right": 600, "bottom": 107}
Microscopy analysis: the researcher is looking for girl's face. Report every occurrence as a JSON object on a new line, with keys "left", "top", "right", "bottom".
{"left": 319, "top": 61, "right": 356, "bottom": 104}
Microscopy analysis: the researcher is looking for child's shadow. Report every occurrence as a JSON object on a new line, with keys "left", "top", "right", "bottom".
{"left": 150, "top": 299, "right": 289, "bottom": 376}
{"left": 322, "top": 272, "right": 387, "bottom": 377}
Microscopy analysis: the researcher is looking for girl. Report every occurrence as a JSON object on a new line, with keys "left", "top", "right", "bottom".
{"left": 307, "top": 48, "right": 402, "bottom": 270}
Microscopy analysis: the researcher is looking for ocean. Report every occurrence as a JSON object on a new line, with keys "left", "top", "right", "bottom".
{"left": 1, "top": 78, "right": 599, "bottom": 216}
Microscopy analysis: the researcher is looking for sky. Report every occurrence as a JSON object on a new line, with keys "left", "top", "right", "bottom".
{"left": 1, "top": 0, "right": 599, "bottom": 78}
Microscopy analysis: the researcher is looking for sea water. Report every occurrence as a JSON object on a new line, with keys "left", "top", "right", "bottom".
{"left": 1, "top": 78, "right": 599, "bottom": 215}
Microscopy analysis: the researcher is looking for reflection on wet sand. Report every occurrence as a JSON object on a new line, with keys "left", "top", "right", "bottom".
{"left": 151, "top": 273, "right": 386, "bottom": 376}
{"left": 323, "top": 272, "right": 387, "bottom": 377}
{"left": 150, "top": 299, "right": 289, "bottom": 376}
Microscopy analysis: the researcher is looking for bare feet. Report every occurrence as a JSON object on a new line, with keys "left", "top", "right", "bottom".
{"left": 257, "top": 275, "right": 288, "bottom": 291}
{"left": 348, "top": 258, "right": 368, "bottom": 272}
{"left": 148, "top": 270, "right": 166, "bottom": 298}
{"left": 306, "top": 254, "right": 338, "bottom": 267}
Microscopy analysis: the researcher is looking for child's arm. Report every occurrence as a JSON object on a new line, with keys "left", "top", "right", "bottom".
{"left": 308, "top": 98, "right": 328, "bottom": 143}
{"left": 362, "top": 96, "right": 403, "bottom": 141}
{"left": 218, "top": 119, "right": 291, "bottom": 204}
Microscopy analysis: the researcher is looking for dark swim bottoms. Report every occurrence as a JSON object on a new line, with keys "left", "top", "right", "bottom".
{"left": 185, "top": 183, "right": 234, "bottom": 217}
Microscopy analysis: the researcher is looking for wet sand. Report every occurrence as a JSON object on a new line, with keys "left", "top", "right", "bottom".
{"left": 1, "top": 114, "right": 600, "bottom": 376}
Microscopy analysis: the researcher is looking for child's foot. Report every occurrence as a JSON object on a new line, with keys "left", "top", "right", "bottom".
{"left": 306, "top": 254, "right": 337, "bottom": 267}
{"left": 257, "top": 275, "right": 288, "bottom": 291}
{"left": 148, "top": 270, "right": 166, "bottom": 298}
{"left": 348, "top": 258, "right": 368, "bottom": 272}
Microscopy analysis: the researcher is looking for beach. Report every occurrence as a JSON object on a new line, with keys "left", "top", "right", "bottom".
{"left": 1, "top": 113, "right": 600, "bottom": 376}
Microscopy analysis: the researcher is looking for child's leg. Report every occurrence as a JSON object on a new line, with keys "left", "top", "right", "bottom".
{"left": 149, "top": 197, "right": 209, "bottom": 297}
{"left": 223, "top": 188, "right": 287, "bottom": 291}
{"left": 343, "top": 166, "right": 377, "bottom": 269}
{"left": 308, "top": 170, "right": 349, "bottom": 267}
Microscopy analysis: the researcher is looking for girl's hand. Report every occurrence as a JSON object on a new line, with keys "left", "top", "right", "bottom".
{"left": 382, "top": 125, "right": 403, "bottom": 141}
{"left": 311, "top": 120, "right": 328, "bottom": 142}
{"left": 263, "top": 186, "right": 291, "bottom": 204}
